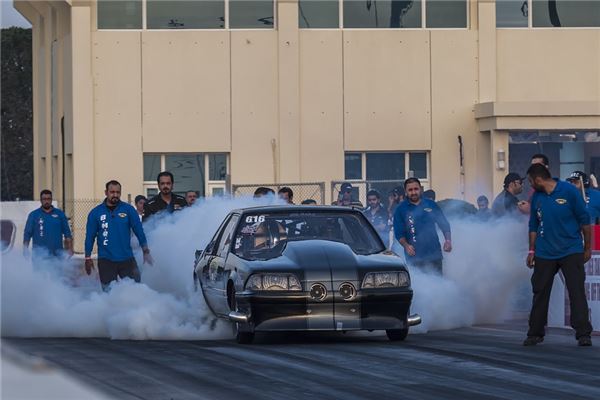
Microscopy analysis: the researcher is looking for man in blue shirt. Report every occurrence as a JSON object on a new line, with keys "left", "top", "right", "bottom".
{"left": 23, "top": 189, "right": 73, "bottom": 259}
{"left": 566, "top": 171, "right": 600, "bottom": 225}
{"left": 85, "top": 180, "right": 153, "bottom": 291}
{"left": 525, "top": 164, "right": 593, "bottom": 347}
{"left": 394, "top": 178, "right": 452, "bottom": 275}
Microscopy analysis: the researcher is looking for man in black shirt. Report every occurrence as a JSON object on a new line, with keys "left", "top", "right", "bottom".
{"left": 363, "top": 190, "right": 390, "bottom": 245}
{"left": 143, "top": 171, "right": 188, "bottom": 221}
{"left": 492, "top": 172, "right": 528, "bottom": 217}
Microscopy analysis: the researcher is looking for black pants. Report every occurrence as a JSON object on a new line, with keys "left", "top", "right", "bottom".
{"left": 527, "top": 253, "right": 592, "bottom": 339}
{"left": 410, "top": 259, "right": 443, "bottom": 276}
{"left": 98, "top": 258, "right": 141, "bottom": 291}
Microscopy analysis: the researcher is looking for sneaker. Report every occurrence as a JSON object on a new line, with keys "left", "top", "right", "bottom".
{"left": 523, "top": 336, "right": 544, "bottom": 346}
{"left": 577, "top": 336, "right": 592, "bottom": 347}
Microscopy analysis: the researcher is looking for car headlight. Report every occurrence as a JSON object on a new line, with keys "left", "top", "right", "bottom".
{"left": 245, "top": 273, "right": 302, "bottom": 291}
{"left": 361, "top": 271, "right": 410, "bottom": 289}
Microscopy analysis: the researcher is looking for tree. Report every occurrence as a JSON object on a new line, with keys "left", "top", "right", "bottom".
{"left": 1, "top": 27, "right": 33, "bottom": 201}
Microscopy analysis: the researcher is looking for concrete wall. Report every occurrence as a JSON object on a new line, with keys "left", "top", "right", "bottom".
{"left": 16, "top": 0, "right": 600, "bottom": 204}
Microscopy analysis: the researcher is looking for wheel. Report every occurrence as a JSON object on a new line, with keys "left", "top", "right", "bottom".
{"left": 386, "top": 328, "right": 409, "bottom": 341}
{"left": 230, "top": 287, "right": 254, "bottom": 345}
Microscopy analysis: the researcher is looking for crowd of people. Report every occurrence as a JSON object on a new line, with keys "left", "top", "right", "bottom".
{"left": 22, "top": 152, "right": 598, "bottom": 346}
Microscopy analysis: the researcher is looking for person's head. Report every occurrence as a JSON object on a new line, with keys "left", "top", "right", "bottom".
{"left": 527, "top": 163, "right": 552, "bottom": 192}
{"left": 404, "top": 178, "right": 422, "bottom": 203}
{"left": 134, "top": 195, "right": 147, "bottom": 213}
{"left": 394, "top": 186, "right": 405, "bottom": 202}
{"left": 423, "top": 189, "right": 436, "bottom": 201}
{"left": 566, "top": 170, "right": 589, "bottom": 190}
{"left": 40, "top": 189, "right": 53, "bottom": 210}
{"left": 105, "top": 180, "right": 122, "bottom": 205}
{"left": 185, "top": 190, "right": 198, "bottom": 206}
{"left": 531, "top": 153, "right": 549, "bottom": 168}
{"left": 157, "top": 171, "right": 174, "bottom": 196}
{"left": 340, "top": 182, "right": 354, "bottom": 201}
{"left": 301, "top": 199, "right": 317, "bottom": 205}
{"left": 366, "top": 190, "right": 381, "bottom": 209}
{"left": 503, "top": 172, "right": 524, "bottom": 195}
{"left": 476, "top": 195, "right": 489, "bottom": 210}
{"left": 254, "top": 187, "right": 275, "bottom": 198}
{"left": 278, "top": 187, "right": 294, "bottom": 204}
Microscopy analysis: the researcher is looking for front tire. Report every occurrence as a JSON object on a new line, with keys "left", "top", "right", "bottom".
{"left": 386, "top": 328, "right": 409, "bottom": 341}
{"left": 230, "top": 287, "right": 254, "bottom": 344}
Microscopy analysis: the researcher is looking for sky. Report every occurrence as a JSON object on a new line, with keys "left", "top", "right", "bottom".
{"left": 1, "top": 0, "right": 31, "bottom": 28}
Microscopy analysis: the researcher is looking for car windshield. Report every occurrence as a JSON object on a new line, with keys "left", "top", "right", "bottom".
{"left": 232, "top": 211, "right": 385, "bottom": 260}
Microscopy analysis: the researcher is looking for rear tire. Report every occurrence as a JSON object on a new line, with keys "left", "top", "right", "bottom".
{"left": 230, "top": 287, "right": 254, "bottom": 345}
{"left": 386, "top": 328, "right": 409, "bottom": 341}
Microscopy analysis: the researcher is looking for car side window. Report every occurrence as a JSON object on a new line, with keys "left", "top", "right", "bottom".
{"left": 216, "top": 215, "right": 239, "bottom": 258}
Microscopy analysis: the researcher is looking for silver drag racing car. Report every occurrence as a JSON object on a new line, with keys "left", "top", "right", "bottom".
{"left": 193, "top": 206, "right": 421, "bottom": 344}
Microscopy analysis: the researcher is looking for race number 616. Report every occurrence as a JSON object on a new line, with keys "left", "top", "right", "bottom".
{"left": 246, "top": 215, "right": 265, "bottom": 223}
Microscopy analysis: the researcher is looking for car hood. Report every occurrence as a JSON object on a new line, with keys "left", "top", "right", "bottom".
{"left": 243, "top": 240, "right": 407, "bottom": 274}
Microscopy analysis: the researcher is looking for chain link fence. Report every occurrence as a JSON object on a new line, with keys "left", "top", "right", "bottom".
{"left": 231, "top": 182, "right": 326, "bottom": 205}
{"left": 59, "top": 199, "right": 101, "bottom": 254}
{"left": 331, "top": 180, "right": 409, "bottom": 208}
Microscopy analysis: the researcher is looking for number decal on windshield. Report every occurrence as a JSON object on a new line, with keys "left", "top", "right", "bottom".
{"left": 245, "top": 215, "right": 265, "bottom": 223}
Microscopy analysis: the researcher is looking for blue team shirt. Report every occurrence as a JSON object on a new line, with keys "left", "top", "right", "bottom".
{"left": 23, "top": 207, "right": 72, "bottom": 256}
{"left": 585, "top": 189, "right": 600, "bottom": 224}
{"left": 85, "top": 200, "right": 148, "bottom": 262}
{"left": 393, "top": 199, "right": 451, "bottom": 263}
{"left": 529, "top": 180, "right": 590, "bottom": 260}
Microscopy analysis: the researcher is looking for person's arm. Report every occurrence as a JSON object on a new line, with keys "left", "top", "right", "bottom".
{"left": 527, "top": 194, "right": 539, "bottom": 268}
{"left": 432, "top": 203, "right": 452, "bottom": 251}
{"left": 393, "top": 207, "right": 415, "bottom": 256}
{"left": 22, "top": 213, "right": 33, "bottom": 256}
{"left": 130, "top": 207, "right": 153, "bottom": 265}
{"left": 572, "top": 189, "right": 592, "bottom": 263}
{"left": 61, "top": 212, "right": 74, "bottom": 256}
{"left": 84, "top": 210, "right": 97, "bottom": 275}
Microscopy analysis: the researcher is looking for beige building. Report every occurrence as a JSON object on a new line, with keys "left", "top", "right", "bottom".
{"left": 14, "top": 0, "right": 600, "bottom": 206}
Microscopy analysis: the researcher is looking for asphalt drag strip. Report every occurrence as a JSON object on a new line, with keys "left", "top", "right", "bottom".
{"left": 2, "top": 322, "right": 599, "bottom": 400}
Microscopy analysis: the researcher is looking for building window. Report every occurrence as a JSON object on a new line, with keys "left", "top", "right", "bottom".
{"left": 426, "top": 0, "right": 467, "bottom": 28}
{"left": 344, "top": 153, "right": 362, "bottom": 180}
{"left": 343, "top": 0, "right": 422, "bottom": 28}
{"left": 299, "top": 0, "right": 339, "bottom": 28}
{"left": 532, "top": 0, "right": 600, "bottom": 28}
{"left": 229, "top": 0, "right": 275, "bottom": 28}
{"left": 496, "top": 0, "right": 529, "bottom": 28}
{"left": 97, "top": 0, "right": 143, "bottom": 29}
{"left": 366, "top": 153, "right": 405, "bottom": 180}
{"left": 146, "top": 0, "right": 225, "bottom": 29}
{"left": 143, "top": 153, "right": 229, "bottom": 198}
{"left": 345, "top": 151, "right": 429, "bottom": 181}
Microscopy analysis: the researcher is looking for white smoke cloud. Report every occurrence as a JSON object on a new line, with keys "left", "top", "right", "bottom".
{"left": 1, "top": 196, "right": 531, "bottom": 339}
{"left": 410, "top": 217, "right": 530, "bottom": 333}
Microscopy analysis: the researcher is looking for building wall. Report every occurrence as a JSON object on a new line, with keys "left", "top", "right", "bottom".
{"left": 15, "top": 0, "right": 600, "bottom": 204}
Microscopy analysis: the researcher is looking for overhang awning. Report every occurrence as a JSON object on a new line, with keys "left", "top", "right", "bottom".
{"left": 474, "top": 101, "right": 600, "bottom": 132}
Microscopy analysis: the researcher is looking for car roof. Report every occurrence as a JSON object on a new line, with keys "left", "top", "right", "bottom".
{"left": 230, "top": 205, "right": 363, "bottom": 215}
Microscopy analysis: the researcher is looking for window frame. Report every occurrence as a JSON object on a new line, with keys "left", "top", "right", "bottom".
{"left": 497, "top": 0, "right": 600, "bottom": 30}
{"left": 143, "top": 153, "right": 229, "bottom": 198}
{"left": 300, "top": 0, "right": 469, "bottom": 30}
{"left": 96, "top": 0, "right": 276, "bottom": 31}
{"left": 344, "top": 151, "right": 431, "bottom": 184}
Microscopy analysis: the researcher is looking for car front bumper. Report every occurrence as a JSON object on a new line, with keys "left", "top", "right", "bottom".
{"left": 235, "top": 288, "right": 414, "bottom": 332}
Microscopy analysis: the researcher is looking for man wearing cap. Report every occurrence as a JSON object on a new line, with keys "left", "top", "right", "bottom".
{"left": 492, "top": 173, "right": 528, "bottom": 217}
{"left": 524, "top": 164, "right": 592, "bottom": 346}
{"left": 333, "top": 182, "right": 363, "bottom": 207}
{"left": 567, "top": 171, "right": 600, "bottom": 224}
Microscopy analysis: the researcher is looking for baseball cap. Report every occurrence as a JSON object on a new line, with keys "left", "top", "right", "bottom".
{"left": 340, "top": 182, "right": 353, "bottom": 192}
{"left": 503, "top": 172, "right": 523, "bottom": 187}
{"left": 567, "top": 171, "right": 589, "bottom": 187}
